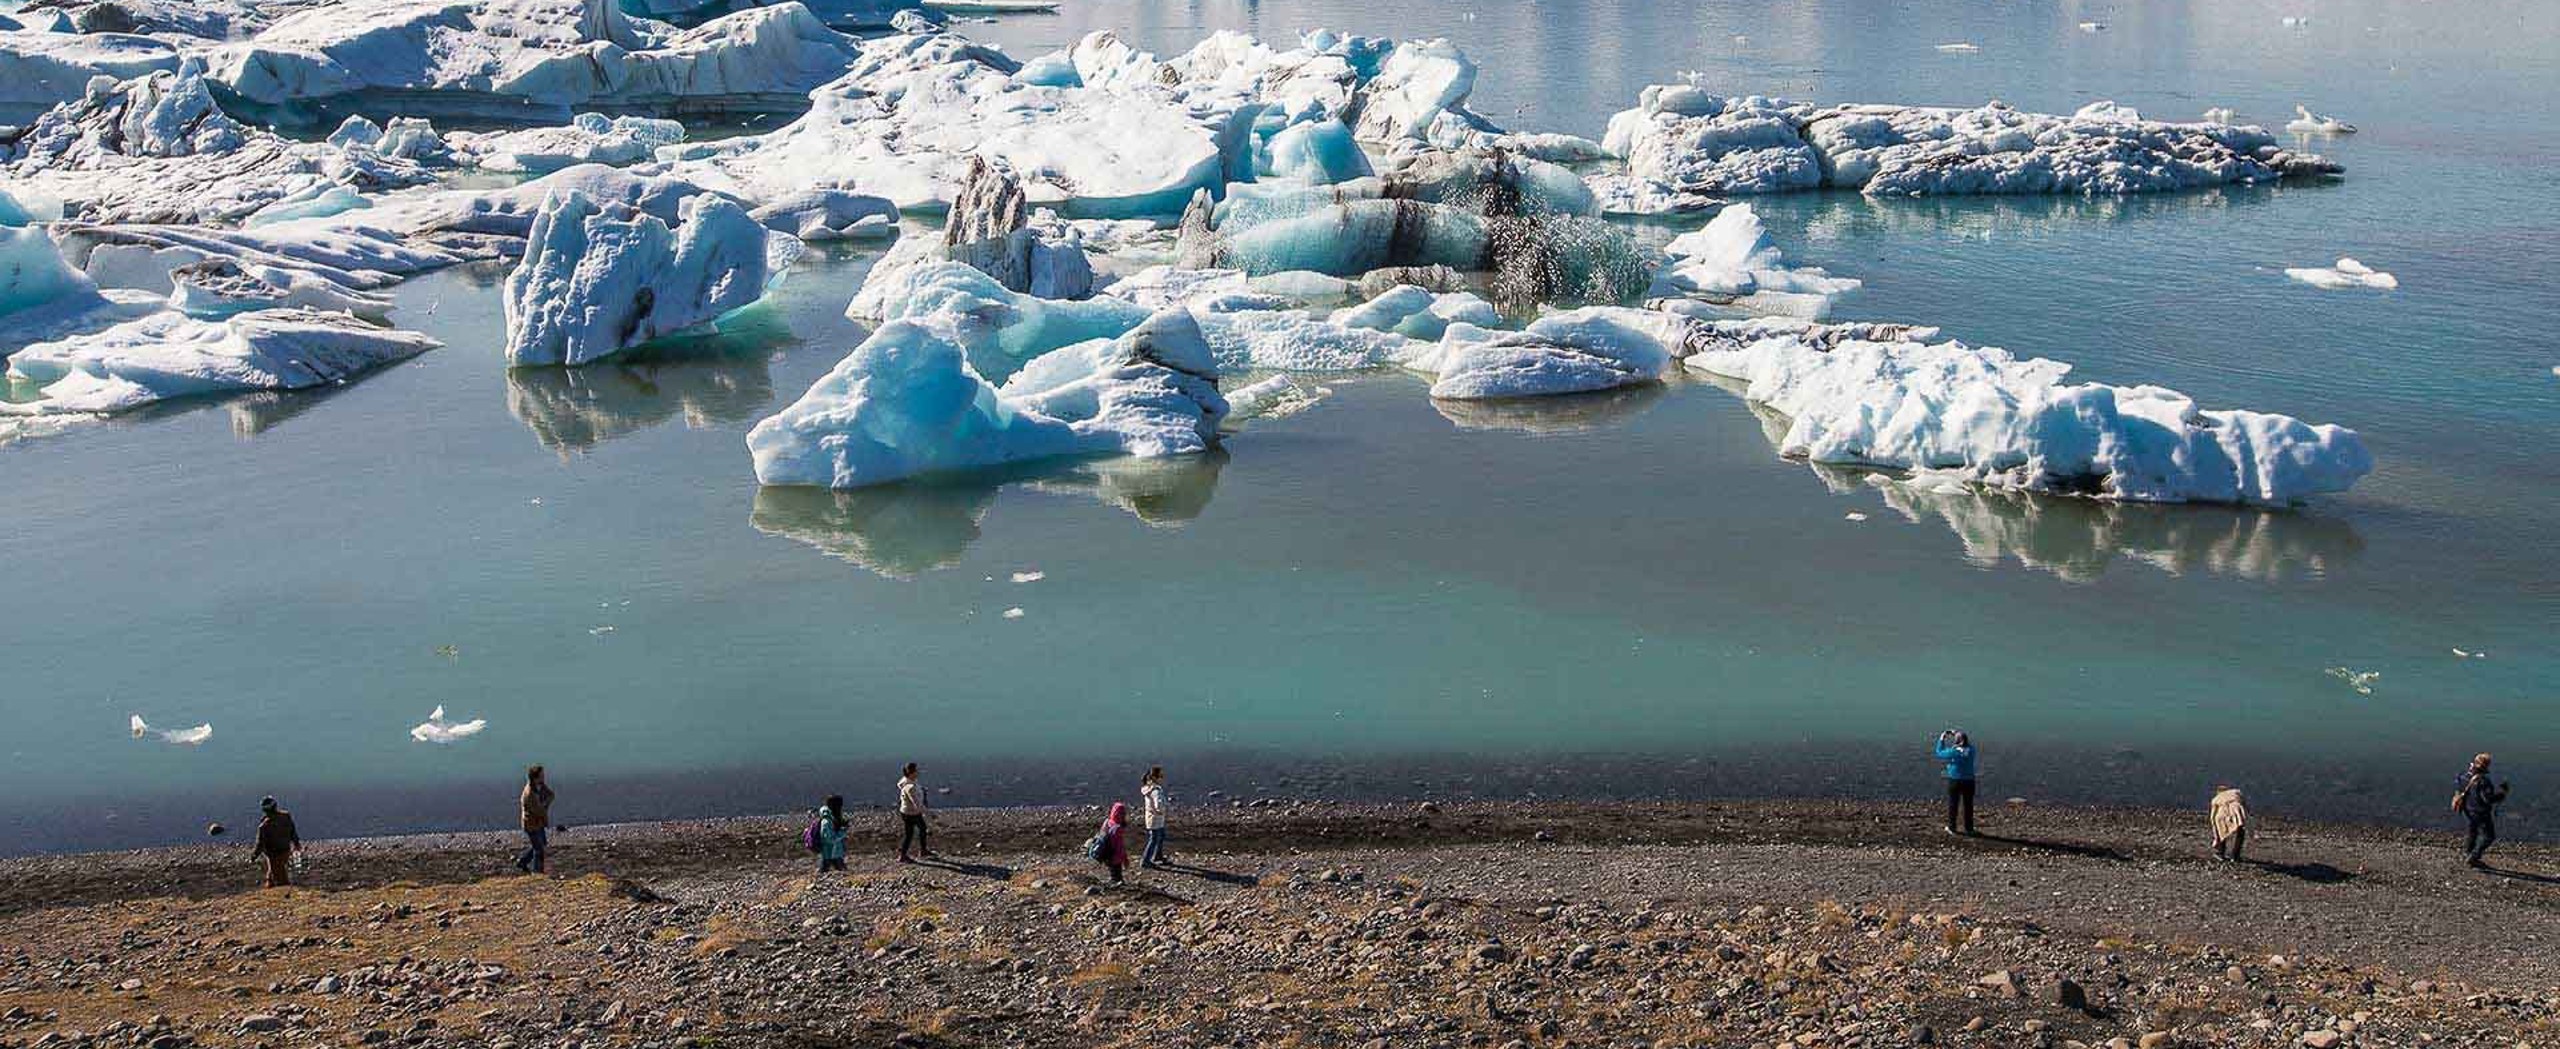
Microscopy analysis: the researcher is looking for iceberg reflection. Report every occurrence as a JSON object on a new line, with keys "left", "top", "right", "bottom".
{"left": 505, "top": 348, "right": 778, "bottom": 454}
{"left": 1430, "top": 382, "right": 1668, "bottom": 434}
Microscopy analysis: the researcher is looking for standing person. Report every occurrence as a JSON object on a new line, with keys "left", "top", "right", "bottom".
{"left": 814, "top": 794, "right": 850, "bottom": 873}
{"left": 896, "top": 763, "right": 934, "bottom": 863}
{"left": 253, "top": 796, "right": 300, "bottom": 888}
{"left": 516, "top": 766, "right": 555, "bottom": 874}
{"left": 1139, "top": 767, "right": 1170, "bottom": 869}
{"left": 2209, "top": 785, "right": 2249, "bottom": 863}
{"left": 2455, "top": 753, "right": 2511, "bottom": 868}
{"left": 1933, "top": 730, "right": 1978, "bottom": 836}
{"left": 1090, "top": 801, "right": 1130, "bottom": 884}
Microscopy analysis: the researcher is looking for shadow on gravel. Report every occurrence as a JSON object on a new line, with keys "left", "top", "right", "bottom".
{"left": 918, "top": 858, "right": 1015, "bottom": 880}
{"left": 1155, "top": 862, "right": 1259, "bottom": 886}
{"left": 1969, "top": 833, "right": 2130, "bottom": 861}
{"left": 2251, "top": 860, "right": 2355, "bottom": 884}
{"left": 2481, "top": 865, "right": 2560, "bottom": 886}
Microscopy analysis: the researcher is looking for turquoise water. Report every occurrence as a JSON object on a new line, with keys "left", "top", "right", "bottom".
{"left": 3, "top": 0, "right": 2557, "bottom": 852}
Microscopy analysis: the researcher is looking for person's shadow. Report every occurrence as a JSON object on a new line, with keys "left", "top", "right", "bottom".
{"left": 1963, "top": 833, "right": 2130, "bottom": 862}
{"left": 1148, "top": 860, "right": 1260, "bottom": 886}
{"left": 2246, "top": 859, "right": 2355, "bottom": 884}
{"left": 2480, "top": 865, "right": 2560, "bottom": 886}
{"left": 917, "top": 857, "right": 1015, "bottom": 881}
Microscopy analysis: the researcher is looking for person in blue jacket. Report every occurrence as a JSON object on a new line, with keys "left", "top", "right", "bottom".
{"left": 1934, "top": 730, "right": 1978, "bottom": 836}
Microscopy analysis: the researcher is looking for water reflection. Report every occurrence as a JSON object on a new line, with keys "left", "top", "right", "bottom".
{"left": 504, "top": 312, "right": 789, "bottom": 454}
{"left": 1430, "top": 383, "right": 1669, "bottom": 433}
{"left": 2, "top": 370, "right": 368, "bottom": 447}
{"left": 1775, "top": 183, "right": 2311, "bottom": 245}
{"left": 750, "top": 451, "right": 1227, "bottom": 578}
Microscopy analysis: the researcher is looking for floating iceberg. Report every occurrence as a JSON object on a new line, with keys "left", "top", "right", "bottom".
{"left": 1332, "top": 283, "right": 1501, "bottom": 341}
{"left": 1193, "top": 307, "right": 1415, "bottom": 371}
{"left": 1, "top": 68, "right": 439, "bottom": 225}
{"left": 1405, "top": 306, "right": 1683, "bottom": 400}
{"left": 747, "top": 307, "right": 1226, "bottom": 488}
{"left": 130, "top": 714, "right": 211, "bottom": 745}
{"left": 56, "top": 219, "right": 463, "bottom": 295}
{"left": 448, "top": 113, "right": 686, "bottom": 173}
{"left": 2284, "top": 257, "right": 2397, "bottom": 291}
{"left": 168, "top": 257, "right": 393, "bottom": 319}
{"left": 2284, "top": 105, "right": 2356, "bottom": 135}
{"left": 0, "top": 29, "right": 181, "bottom": 110}
{"left": 1605, "top": 86, "right": 2342, "bottom": 200}
{"left": 1646, "top": 203, "right": 1861, "bottom": 319}
{"left": 1222, "top": 373, "right": 1326, "bottom": 423}
{"left": 211, "top": 0, "right": 862, "bottom": 121}
{"left": 848, "top": 258, "right": 1147, "bottom": 374}
{"left": 502, "top": 187, "right": 802, "bottom": 366}
{"left": 746, "top": 188, "right": 899, "bottom": 242}
{"left": 935, "top": 157, "right": 1094, "bottom": 300}
{"left": 1681, "top": 318, "right": 2373, "bottom": 504}
{"left": 4, "top": 307, "right": 439, "bottom": 415}
{"left": 409, "top": 705, "right": 487, "bottom": 743}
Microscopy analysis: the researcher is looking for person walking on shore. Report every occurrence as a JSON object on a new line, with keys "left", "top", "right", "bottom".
{"left": 1139, "top": 767, "right": 1170, "bottom": 869}
{"left": 253, "top": 796, "right": 301, "bottom": 888}
{"left": 897, "top": 763, "right": 934, "bottom": 863}
{"left": 1088, "top": 801, "right": 1130, "bottom": 884}
{"left": 814, "top": 794, "right": 850, "bottom": 872}
{"left": 1933, "top": 730, "right": 1978, "bottom": 836}
{"left": 2455, "top": 753, "right": 2511, "bottom": 868}
{"left": 2210, "top": 785, "right": 2249, "bottom": 863}
{"left": 516, "top": 765, "right": 554, "bottom": 874}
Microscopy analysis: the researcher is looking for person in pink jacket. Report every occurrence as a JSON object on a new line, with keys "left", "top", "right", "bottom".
{"left": 1091, "top": 802, "right": 1130, "bottom": 884}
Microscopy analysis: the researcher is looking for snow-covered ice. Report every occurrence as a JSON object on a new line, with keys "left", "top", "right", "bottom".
{"left": 1646, "top": 203, "right": 1861, "bottom": 319}
{"left": 2283, "top": 105, "right": 2357, "bottom": 135}
{"left": 1682, "top": 318, "right": 2374, "bottom": 504}
{"left": 448, "top": 113, "right": 686, "bottom": 174}
{"left": 1406, "top": 306, "right": 1683, "bottom": 400}
{"left": 502, "top": 188, "right": 802, "bottom": 366}
{"left": 409, "top": 705, "right": 487, "bottom": 743}
{"left": 2284, "top": 257, "right": 2397, "bottom": 291}
{"left": 130, "top": 714, "right": 211, "bottom": 745}
{"left": 169, "top": 258, "right": 394, "bottom": 319}
{"left": 4, "top": 307, "right": 439, "bottom": 415}
{"left": 1332, "top": 283, "right": 1501, "bottom": 341}
{"left": 0, "top": 29, "right": 181, "bottom": 110}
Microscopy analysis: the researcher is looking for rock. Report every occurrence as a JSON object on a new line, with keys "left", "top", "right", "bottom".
{"left": 1533, "top": 830, "right": 1556, "bottom": 843}
{"left": 239, "top": 1015, "right": 283, "bottom": 1032}
{"left": 2139, "top": 1034, "right": 2176, "bottom": 1049}
{"left": 2054, "top": 977, "right": 2090, "bottom": 1012}
{"left": 1472, "top": 944, "right": 1511, "bottom": 965}
{"left": 2302, "top": 1033, "right": 2342, "bottom": 1049}
{"left": 1912, "top": 1023, "right": 1936, "bottom": 1044}
{"left": 1977, "top": 970, "right": 2021, "bottom": 997}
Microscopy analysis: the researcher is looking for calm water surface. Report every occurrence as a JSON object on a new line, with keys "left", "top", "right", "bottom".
{"left": 2, "top": 0, "right": 2555, "bottom": 853}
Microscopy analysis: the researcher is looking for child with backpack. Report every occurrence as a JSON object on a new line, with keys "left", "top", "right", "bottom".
{"left": 808, "top": 795, "right": 850, "bottom": 872}
{"left": 1086, "top": 802, "right": 1130, "bottom": 884}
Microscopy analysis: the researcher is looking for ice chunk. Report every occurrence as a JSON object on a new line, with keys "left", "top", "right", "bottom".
{"left": 1222, "top": 373, "right": 1326, "bottom": 422}
{"left": 409, "top": 705, "right": 487, "bottom": 743}
{"left": 848, "top": 258, "right": 1147, "bottom": 374}
{"left": 938, "top": 156, "right": 1094, "bottom": 300}
{"left": 1185, "top": 189, "right": 1650, "bottom": 304}
{"left": 168, "top": 258, "right": 393, "bottom": 320}
{"left": 2324, "top": 667, "right": 2378, "bottom": 695}
{"left": 1350, "top": 38, "right": 1500, "bottom": 147}
{"left": 212, "top": 0, "right": 863, "bottom": 121}
{"left": 2284, "top": 257, "right": 2397, "bottom": 291}
{"left": 0, "top": 29, "right": 181, "bottom": 110}
{"left": 0, "top": 222, "right": 104, "bottom": 320}
{"left": 4, "top": 307, "right": 438, "bottom": 415}
{"left": 1332, "top": 283, "right": 1501, "bottom": 341}
{"left": 1263, "top": 118, "right": 1373, "bottom": 183}
{"left": 130, "top": 714, "right": 211, "bottom": 745}
{"left": 746, "top": 188, "right": 899, "bottom": 242}
{"left": 747, "top": 307, "right": 1227, "bottom": 488}
{"left": 1193, "top": 308, "right": 1414, "bottom": 371}
{"left": 57, "top": 220, "right": 463, "bottom": 295}
{"left": 1934, "top": 42, "right": 1981, "bottom": 52}
{"left": 1646, "top": 202, "right": 1861, "bottom": 319}
{"left": 1681, "top": 318, "right": 2374, "bottom": 504}
{"left": 1603, "top": 87, "right": 1824, "bottom": 195}
{"left": 1410, "top": 307, "right": 1681, "bottom": 400}
{"left": 502, "top": 188, "right": 800, "bottom": 367}
{"left": 448, "top": 113, "right": 686, "bottom": 174}
{"left": 2284, "top": 105, "right": 2357, "bottom": 135}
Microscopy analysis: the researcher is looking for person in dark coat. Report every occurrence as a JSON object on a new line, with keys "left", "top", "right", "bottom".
{"left": 2457, "top": 752, "right": 2512, "bottom": 868}
{"left": 253, "top": 796, "right": 301, "bottom": 888}
{"left": 517, "top": 766, "right": 555, "bottom": 874}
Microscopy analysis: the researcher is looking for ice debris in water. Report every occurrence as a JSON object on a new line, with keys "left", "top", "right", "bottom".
{"left": 409, "top": 705, "right": 488, "bottom": 743}
{"left": 501, "top": 188, "right": 803, "bottom": 366}
{"left": 2078, "top": 21, "right": 2107, "bottom": 32}
{"left": 2285, "top": 258, "right": 2397, "bottom": 291}
{"left": 1682, "top": 318, "right": 2374, "bottom": 505}
{"left": 589, "top": 625, "right": 616, "bottom": 636}
{"left": 1001, "top": 607, "right": 1026, "bottom": 619}
{"left": 2284, "top": 105, "right": 2356, "bottom": 135}
{"left": 1403, "top": 307, "right": 1685, "bottom": 401}
{"left": 1844, "top": 512, "right": 1869, "bottom": 522}
{"left": 130, "top": 714, "right": 212, "bottom": 746}
{"left": 1645, "top": 203, "right": 1861, "bottom": 320}
{"left": 2324, "top": 667, "right": 2378, "bottom": 695}
{"left": 1934, "top": 42, "right": 1981, "bottom": 52}
{"left": 448, "top": 113, "right": 687, "bottom": 174}
{"left": 1011, "top": 571, "right": 1045, "bottom": 583}
{"left": 747, "top": 308, "right": 1227, "bottom": 489}
{"left": 3, "top": 308, "right": 440, "bottom": 416}
{"left": 1222, "top": 374, "right": 1328, "bottom": 423}
{"left": 2450, "top": 648, "right": 2486, "bottom": 659}
{"left": 2202, "top": 106, "right": 2238, "bottom": 125}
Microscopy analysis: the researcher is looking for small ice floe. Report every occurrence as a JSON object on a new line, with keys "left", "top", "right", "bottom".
{"left": 1223, "top": 374, "right": 1330, "bottom": 423}
{"left": 1011, "top": 571, "right": 1045, "bottom": 584}
{"left": 2451, "top": 648, "right": 2488, "bottom": 659}
{"left": 2285, "top": 258, "right": 2398, "bottom": 291}
{"left": 2078, "top": 21, "right": 2107, "bottom": 32}
{"left": 434, "top": 644, "right": 460, "bottom": 659}
{"left": 589, "top": 625, "right": 616, "bottom": 636}
{"left": 1002, "top": 607, "right": 1026, "bottom": 619}
{"left": 2202, "top": 106, "right": 2238, "bottom": 124}
{"left": 1731, "top": 34, "right": 1749, "bottom": 45}
{"left": 410, "top": 705, "right": 486, "bottom": 744}
{"left": 1935, "top": 42, "right": 1982, "bottom": 52}
{"left": 2282, "top": 15, "right": 2310, "bottom": 27}
{"left": 2285, "top": 105, "right": 2356, "bottom": 135}
{"left": 1843, "top": 512, "right": 1870, "bottom": 522}
{"left": 130, "top": 715, "right": 212, "bottom": 746}
{"left": 2324, "top": 667, "right": 2379, "bottom": 695}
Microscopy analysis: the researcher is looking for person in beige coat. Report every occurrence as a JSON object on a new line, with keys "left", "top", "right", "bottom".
{"left": 2209, "top": 786, "right": 2249, "bottom": 863}
{"left": 517, "top": 766, "right": 555, "bottom": 874}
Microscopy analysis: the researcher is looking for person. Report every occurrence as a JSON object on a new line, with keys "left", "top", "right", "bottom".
{"left": 814, "top": 794, "right": 850, "bottom": 872}
{"left": 1933, "top": 730, "right": 1977, "bottom": 836}
{"left": 2209, "top": 785, "right": 2249, "bottom": 862}
{"left": 896, "top": 763, "right": 933, "bottom": 863}
{"left": 1139, "top": 767, "right": 1170, "bottom": 869}
{"left": 1092, "top": 801, "right": 1130, "bottom": 884}
{"left": 516, "top": 766, "right": 555, "bottom": 874}
{"left": 253, "top": 796, "right": 301, "bottom": 888}
{"left": 2456, "top": 753, "right": 2511, "bottom": 868}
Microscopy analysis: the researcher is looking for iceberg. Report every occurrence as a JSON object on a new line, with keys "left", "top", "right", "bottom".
{"left": 211, "top": 0, "right": 862, "bottom": 121}
{"left": 747, "top": 307, "right": 1227, "bottom": 489}
{"left": 2284, "top": 257, "right": 2397, "bottom": 291}
{"left": 129, "top": 714, "right": 211, "bottom": 745}
{"left": 936, "top": 156, "right": 1095, "bottom": 300}
{"left": 1406, "top": 306, "right": 1684, "bottom": 400}
{"left": 1646, "top": 203, "right": 1861, "bottom": 319}
{"left": 0, "top": 29, "right": 181, "bottom": 110}
{"left": 447, "top": 113, "right": 685, "bottom": 173}
{"left": 1, "top": 68, "right": 439, "bottom": 225}
{"left": 1262, "top": 118, "right": 1373, "bottom": 184}
{"left": 849, "top": 257, "right": 1147, "bottom": 376}
{"left": 0, "top": 219, "right": 105, "bottom": 321}
{"left": 1681, "top": 318, "right": 2373, "bottom": 504}
{"left": 1183, "top": 186, "right": 1651, "bottom": 305}
{"left": 502, "top": 187, "right": 802, "bottom": 367}
{"left": 409, "top": 705, "right": 487, "bottom": 743}
{"left": 2284, "top": 105, "right": 2356, "bottom": 135}
{"left": 746, "top": 188, "right": 899, "bottom": 242}
{"left": 1604, "top": 85, "right": 2344, "bottom": 199}
{"left": 1222, "top": 373, "right": 1325, "bottom": 423}
{"left": 168, "top": 257, "right": 393, "bottom": 320}
{"left": 1331, "top": 282, "right": 1501, "bottom": 341}
{"left": 56, "top": 220, "right": 463, "bottom": 294}
{"left": 1192, "top": 307, "right": 1414, "bottom": 371}
{"left": 4, "top": 307, "right": 439, "bottom": 415}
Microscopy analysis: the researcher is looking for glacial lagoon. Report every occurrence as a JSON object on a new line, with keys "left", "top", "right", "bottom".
{"left": 2, "top": 0, "right": 2555, "bottom": 853}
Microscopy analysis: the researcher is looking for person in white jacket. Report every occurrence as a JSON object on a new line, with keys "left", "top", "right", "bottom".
{"left": 897, "top": 763, "right": 934, "bottom": 863}
{"left": 1139, "top": 766, "right": 1170, "bottom": 869}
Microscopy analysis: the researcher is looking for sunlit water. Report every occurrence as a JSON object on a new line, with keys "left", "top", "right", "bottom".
{"left": 3, "top": 0, "right": 2555, "bottom": 853}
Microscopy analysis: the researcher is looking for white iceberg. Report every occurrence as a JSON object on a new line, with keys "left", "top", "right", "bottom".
{"left": 848, "top": 258, "right": 1148, "bottom": 373}
{"left": 0, "top": 29, "right": 181, "bottom": 110}
{"left": 168, "top": 257, "right": 393, "bottom": 320}
{"left": 1331, "top": 283, "right": 1501, "bottom": 341}
{"left": 1406, "top": 306, "right": 1683, "bottom": 400}
{"left": 2284, "top": 257, "right": 2397, "bottom": 291}
{"left": 1193, "top": 307, "right": 1415, "bottom": 371}
{"left": 1222, "top": 373, "right": 1326, "bottom": 422}
{"left": 502, "top": 187, "right": 801, "bottom": 366}
{"left": 1262, "top": 118, "right": 1373, "bottom": 184}
{"left": 747, "top": 307, "right": 1226, "bottom": 489}
{"left": 746, "top": 188, "right": 899, "bottom": 242}
{"left": 4, "top": 307, "right": 439, "bottom": 415}
{"left": 1682, "top": 318, "right": 2374, "bottom": 504}
{"left": 1646, "top": 203, "right": 1861, "bottom": 319}
{"left": 2284, "top": 105, "right": 2356, "bottom": 135}
{"left": 130, "top": 714, "right": 212, "bottom": 745}
{"left": 56, "top": 220, "right": 463, "bottom": 295}
{"left": 409, "top": 705, "right": 487, "bottom": 743}
{"left": 448, "top": 113, "right": 686, "bottom": 173}
{"left": 0, "top": 219, "right": 106, "bottom": 322}
{"left": 1602, "top": 86, "right": 1825, "bottom": 196}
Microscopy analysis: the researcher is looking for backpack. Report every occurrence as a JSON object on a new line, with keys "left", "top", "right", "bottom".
{"left": 803, "top": 818, "right": 822, "bottom": 853}
{"left": 1082, "top": 832, "right": 1107, "bottom": 861}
